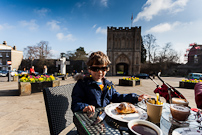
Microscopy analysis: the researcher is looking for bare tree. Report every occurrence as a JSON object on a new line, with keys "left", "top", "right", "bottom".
{"left": 23, "top": 45, "right": 38, "bottom": 60}
{"left": 37, "top": 41, "right": 52, "bottom": 59}
{"left": 143, "top": 34, "right": 158, "bottom": 63}
{"left": 157, "top": 42, "right": 180, "bottom": 63}
{"left": 24, "top": 41, "right": 52, "bottom": 59}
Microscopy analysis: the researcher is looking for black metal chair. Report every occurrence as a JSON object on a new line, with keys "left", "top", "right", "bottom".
{"left": 43, "top": 83, "right": 77, "bottom": 135}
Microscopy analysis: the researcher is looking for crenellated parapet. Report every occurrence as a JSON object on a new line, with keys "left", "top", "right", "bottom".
{"left": 107, "top": 26, "right": 141, "bottom": 32}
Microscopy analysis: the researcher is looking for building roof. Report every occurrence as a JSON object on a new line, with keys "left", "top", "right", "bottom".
{"left": 0, "top": 44, "right": 13, "bottom": 50}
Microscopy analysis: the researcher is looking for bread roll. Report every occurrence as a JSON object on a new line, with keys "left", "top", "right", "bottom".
{"left": 116, "top": 102, "right": 137, "bottom": 114}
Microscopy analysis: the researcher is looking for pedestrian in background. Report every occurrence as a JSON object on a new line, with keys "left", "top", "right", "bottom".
{"left": 30, "top": 66, "right": 36, "bottom": 75}
{"left": 43, "top": 65, "right": 48, "bottom": 75}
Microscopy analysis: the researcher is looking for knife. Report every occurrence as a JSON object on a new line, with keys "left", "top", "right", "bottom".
{"left": 91, "top": 111, "right": 106, "bottom": 125}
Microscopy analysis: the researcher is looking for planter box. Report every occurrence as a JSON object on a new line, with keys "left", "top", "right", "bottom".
{"left": 19, "top": 80, "right": 60, "bottom": 95}
{"left": 31, "top": 82, "right": 43, "bottom": 93}
{"left": 184, "top": 82, "right": 196, "bottom": 89}
{"left": 18, "top": 82, "right": 31, "bottom": 96}
{"left": 13, "top": 76, "right": 19, "bottom": 82}
{"left": 31, "top": 80, "right": 60, "bottom": 93}
{"left": 179, "top": 81, "right": 184, "bottom": 88}
{"left": 119, "top": 79, "right": 141, "bottom": 86}
{"left": 42, "top": 80, "right": 60, "bottom": 89}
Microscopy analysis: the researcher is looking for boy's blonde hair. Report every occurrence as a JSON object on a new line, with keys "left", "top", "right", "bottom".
{"left": 86, "top": 51, "right": 111, "bottom": 67}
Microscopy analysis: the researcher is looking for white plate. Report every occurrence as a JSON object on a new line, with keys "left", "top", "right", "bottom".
{"left": 172, "top": 127, "right": 202, "bottom": 135}
{"left": 105, "top": 103, "right": 148, "bottom": 122}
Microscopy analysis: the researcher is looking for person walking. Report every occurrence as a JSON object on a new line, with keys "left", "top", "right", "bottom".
{"left": 43, "top": 65, "right": 48, "bottom": 75}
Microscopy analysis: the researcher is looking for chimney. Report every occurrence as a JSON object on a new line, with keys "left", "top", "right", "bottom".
{"left": 3, "top": 41, "right": 7, "bottom": 45}
{"left": 13, "top": 46, "right": 16, "bottom": 50}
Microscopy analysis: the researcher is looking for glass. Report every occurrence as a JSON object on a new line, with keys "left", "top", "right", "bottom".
{"left": 160, "top": 103, "right": 201, "bottom": 135}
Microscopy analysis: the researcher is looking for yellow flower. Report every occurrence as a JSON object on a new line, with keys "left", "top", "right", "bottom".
{"left": 39, "top": 78, "right": 44, "bottom": 82}
{"left": 50, "top": 75, "right": 55, "bottom": 81}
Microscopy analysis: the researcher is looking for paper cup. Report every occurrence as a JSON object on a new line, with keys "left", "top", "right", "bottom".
{"left": 146, "top": 100, "right": 163, "bottom": 124}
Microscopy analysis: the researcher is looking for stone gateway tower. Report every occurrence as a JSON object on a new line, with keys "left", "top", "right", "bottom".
{"left": 107, "top": 26, "right": 141, "bottom": 76}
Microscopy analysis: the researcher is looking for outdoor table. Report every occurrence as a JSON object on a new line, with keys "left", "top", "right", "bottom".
{"left": 73, "top": 103, "right": 201, "bottom": 135}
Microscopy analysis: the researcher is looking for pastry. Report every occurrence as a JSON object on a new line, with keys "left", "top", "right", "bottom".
{"left": 116, "top": 102, "right": 137, "bottom": 114}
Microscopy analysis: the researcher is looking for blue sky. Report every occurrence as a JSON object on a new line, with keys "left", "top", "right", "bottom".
{"left": 0, "top": 0, "right": 202, "bottom": 63}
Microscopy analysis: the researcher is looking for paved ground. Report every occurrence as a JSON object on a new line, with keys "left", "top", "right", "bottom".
{"left": 0, "top": 76, "right": 197, "bottom": 135}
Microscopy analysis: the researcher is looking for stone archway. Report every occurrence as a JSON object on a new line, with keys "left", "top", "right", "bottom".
{"left": 116, "top": 63, "right": 129, "bottom": 75}
{"left": 115, "top": 53, "right": 130, "bottom": 75}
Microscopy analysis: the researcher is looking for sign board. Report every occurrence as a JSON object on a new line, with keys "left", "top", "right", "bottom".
{"left": 7, "top": 61, "right": 12, "bottom": 65}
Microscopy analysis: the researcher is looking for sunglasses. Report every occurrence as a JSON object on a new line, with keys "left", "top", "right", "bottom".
{"left": 89, "top": 66, "right": 108, "bottom": 72}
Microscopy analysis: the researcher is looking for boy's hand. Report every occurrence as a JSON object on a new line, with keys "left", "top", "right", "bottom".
{"left": 83, "top": 105, "right": 95, "bottom": 113}
{"left": 138, "top": 94, "right": 153, "bottom": 101}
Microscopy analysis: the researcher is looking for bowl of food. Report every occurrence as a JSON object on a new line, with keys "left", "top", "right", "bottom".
{"left": 170, "top": 104, "right": 190, "bottom": 121}
{"left": 171, "top": 98, "right": 189, "bottom": 107}
{"left": 128, "top": 119, "right": 163, "bottom": 135}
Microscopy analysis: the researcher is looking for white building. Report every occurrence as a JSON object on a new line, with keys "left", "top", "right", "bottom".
{"left": 0, "top": 41, "right": 23, "bottom": 71}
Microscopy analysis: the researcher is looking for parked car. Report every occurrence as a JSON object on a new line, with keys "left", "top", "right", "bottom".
{"left": 0, "top": 70, "right": 2, "bottom": 76}
{"left": 133, "top": 73, "right": 149, "bottom": 79}
{"left": 10, "top": 71, "right": 18, "bottom": 76}
{"left": 187, "top": 73, "right": 202, "bottom": 80}
{"left": 1, "top": 70, "right": 8, "bottom": 77}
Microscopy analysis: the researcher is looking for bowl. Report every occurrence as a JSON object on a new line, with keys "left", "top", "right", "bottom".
{"left": 128, "top": 119, "right": 163, "bottom": 135}
{"left": 171, "top": 98, "right": 189, "bottom": 107}
{"left": 170, "top": 104, "right": 190, "bottom": 121}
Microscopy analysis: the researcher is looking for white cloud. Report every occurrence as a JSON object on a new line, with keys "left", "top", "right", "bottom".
{"left": 76, "top": 2, "right": 85, "bottom": 8}
{"left": 100, "top": 0, "right": 108, "bottom": 7}
{"left": 92, "top": 24, "right": 97, "bottom": 29}
{"left": 47, "top": 20, "right": 60, "bottom": 31}
{"left": 19, "top": 19, "right": 38, "bottom": 31}
{"left": 56, "top": 33, "right": 76, "bottom": 41}
{"left": 96, "top": 27, "right": 107, "bottom": 35}
{"left": 0, "top": 23, "right": 14, "bottom": 30}
{"left": 34, "top": 8, "right": 50, "bottom": 17}
{"left": 133, "top": 0, "right": 189, "bottom": 22}
{"left": 146, "top": 21, "right": 180, "bottom": 33}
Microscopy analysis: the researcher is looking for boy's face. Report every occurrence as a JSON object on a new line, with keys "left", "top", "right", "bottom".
{"left": 88, "top": 64, "right": 108, "bottom": 82}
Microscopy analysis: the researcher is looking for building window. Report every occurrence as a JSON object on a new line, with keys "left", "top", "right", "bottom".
{"left": 6, "top": 53, "right": 9, "bottom": 57}
{"left": 194, "top": 55, "right": 198, "bottom": 64}
{"left": 0, "top": 59, "right": 2, "bottom": 65}
{"left": 0, "top": 53, "right": 2, "bottom": 57}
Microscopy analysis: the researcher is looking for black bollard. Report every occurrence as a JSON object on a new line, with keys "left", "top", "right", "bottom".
{"left": 8, "top": 70, "right": 11, "bottom": 82}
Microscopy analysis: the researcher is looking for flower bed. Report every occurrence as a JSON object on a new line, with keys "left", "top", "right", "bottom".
{"left": 119, "top": 77, "right": 140, "bottom": 86}
{"left": 18, "top": 75, "right": 60, "bottom": 95}
{"left": 179, "top": 79, "right": 202, "bottom": 89}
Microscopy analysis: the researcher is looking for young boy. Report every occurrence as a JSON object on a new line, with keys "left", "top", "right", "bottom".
{"left": 71, "top": 51, "right": 151, "bottom": 113}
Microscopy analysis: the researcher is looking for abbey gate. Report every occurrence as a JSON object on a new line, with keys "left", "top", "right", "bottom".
{"left": 107, "top": 26, "right": 141, "bottom": 76}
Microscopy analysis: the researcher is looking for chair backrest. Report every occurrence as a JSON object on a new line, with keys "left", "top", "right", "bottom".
{"left": 43, "top": 83, "right": 76, "bottom": 135}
